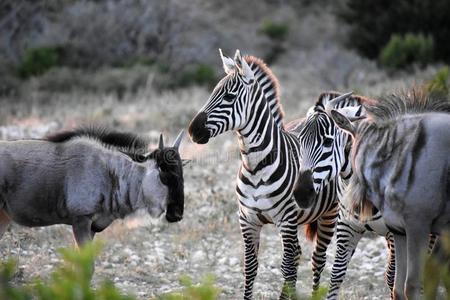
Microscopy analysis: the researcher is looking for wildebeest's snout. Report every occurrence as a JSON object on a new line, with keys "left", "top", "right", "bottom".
{"left": 293, "top": 170, "right": 316, "bottom": 209}
{"left": 188, "top": 112, "right": 210, "bottom": 144}
{"left": 165, "top": 209, "right": 183, "bottom": 223}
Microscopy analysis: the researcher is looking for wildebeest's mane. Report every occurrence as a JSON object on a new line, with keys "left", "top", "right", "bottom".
{"left": 45, "top": 126, "right": 149, "bottom": 161}
{"left": 364, "top": 88, "right": 450, "bottom": 122}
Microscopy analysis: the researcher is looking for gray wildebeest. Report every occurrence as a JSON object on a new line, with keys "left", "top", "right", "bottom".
{"left": 0, "top": 127, "right": 185, "bottom": 255}
{"left": 329, "top": 89, "right": 450, "bottom": 299}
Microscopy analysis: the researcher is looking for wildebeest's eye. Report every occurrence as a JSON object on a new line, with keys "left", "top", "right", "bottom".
{"left": 323, "top": 137, "right": 334, "bottom": 147}
{"left": 223, "top": 93, "right": 235, "bottom": 102}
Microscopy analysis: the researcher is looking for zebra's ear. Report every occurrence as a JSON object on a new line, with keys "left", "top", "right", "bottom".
{"left": 234, "top": 49, "right": 254, "bottom": 82}
{"left": 219, "top": 48, "right": 235, "bottom": 74}
{"left": 330, "top": 109, "right": 356, "bottom": 137}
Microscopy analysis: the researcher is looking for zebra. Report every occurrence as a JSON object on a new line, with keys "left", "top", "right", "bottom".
{"left": 292, "top": 91, "right": 439, "bottom": 299}
{"left": 188, "top": 49, "right": 343, "bottom": 299}
{"left": 330, "top": 89, "right": 450, "bottom": 299}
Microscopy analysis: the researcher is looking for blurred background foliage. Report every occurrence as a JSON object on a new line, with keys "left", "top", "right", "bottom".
{"left": 1, "top": 0, "right": 448, "bottom": 98}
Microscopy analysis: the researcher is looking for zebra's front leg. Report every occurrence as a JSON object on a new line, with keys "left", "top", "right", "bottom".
{"left": 327, "top": 218, "right": 364, "bottom": 299}
{"left": 277, "top": 220, "right": 301, "bottom": 300}
{"left": 312, "top": 207, "right": 338, "bottom": 291}
{"left": 240, "top": 217, "right": 262, "bottom": 300}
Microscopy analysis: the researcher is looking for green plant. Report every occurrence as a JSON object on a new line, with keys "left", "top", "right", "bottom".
{"left": 17, "top": 46, "right": 63, "bottom": 79}
{"left": 338, "top": 0, "right": 450, "bottom": 63}
{"left": 259, "top": 20, "right": 290, "bottom": 64}
{"left": 176, "top": 64, "right": 217, "bottom": 88}
{"left": 379, "top": 33, "right": 434, "bottom": 70}
{"left": 0, "top": 242, "right": 135, "bottom": 300}
{"left": 159, "top": 275, "right": 220, "bottom": 300}
{"left": 426, "top": 66, "right": 450, "bottom": 97}
{"left": 424, "top": 231, "right": 450, "bottom": 299}
{"left": 260, "top": 20, "right": 289, "bottom": 42}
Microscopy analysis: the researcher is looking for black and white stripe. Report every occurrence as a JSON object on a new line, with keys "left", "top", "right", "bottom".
{"left": 189, "top": 53, "right": 341, "bottom": 299}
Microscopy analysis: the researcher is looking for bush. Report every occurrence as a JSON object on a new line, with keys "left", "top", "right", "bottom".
{"left": 17, "top": 46, "right": 63, "bottom": 79}
{"left": 0, "top": 242, "right": 135, "bottom": 300}
{"left": 260, "top": 20, "right": 289, "bottom": 42}
{"left": 172, "top": 64, "right": 217, "bottom": 88}
{"left": 379, "top": 33, "right": 434, "bottom": 70}
{"left": 425, "top": 66, "right": 450, "bottom": 97}
{"left": 338, "top": 0, "right": 450, "bottom": 64}
{"left": 259, "top": 20, "right": 290, "bottom": 64}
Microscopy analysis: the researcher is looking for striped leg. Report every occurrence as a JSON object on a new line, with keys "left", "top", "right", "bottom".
{"left": 385, "top": 232, "right": 396, "bottom": 298}
{"left": 240, "top": 217, "right": 262, "bottom": 300}
{"left": 312, "top": 206, "right": 338, "bottom": 291}
{"left": 277, "top": 216, "right": 301, "bottom": 299}
{"left": 327, "top": 217, "right": 364, "bottom": 299}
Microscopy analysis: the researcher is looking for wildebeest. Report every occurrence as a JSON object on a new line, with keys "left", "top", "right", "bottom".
{"left": 330, "top": 89, "right": 450, "bottom": 299}
{"left": 0, "top": 127, "right": 185, "bottom": 250}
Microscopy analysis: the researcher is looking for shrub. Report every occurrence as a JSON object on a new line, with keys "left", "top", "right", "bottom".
{"left": 0, "top": 242, "right": 135, "bottom": 300}
{"left": 338, "top": 0, "right": 450, "bottom": 64}
{"left": 425, "top": 66, "right": 450, "bottom": 97}
{"left": 173, "top": 64, "right": 217, "bottom": 88}
{"left": 259, "top": 20, "right": 290, "bottom": 64}
{"left": 379, "top": 33, "right": 434, "bottom": 70}
{"left": 159, "top": 276, "right": 220, "bottom": 300}
{"left": 260, "top": 20, "right": 289, "bottom": 42}
{"left": 17, "top": 46, "right": 63, "bottom": 79}
{"left": 424, "top": 231, "right": 450, "bottom": 299}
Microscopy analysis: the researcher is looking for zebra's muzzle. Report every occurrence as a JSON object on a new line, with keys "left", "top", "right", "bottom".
{"left": 293, "top": 170, "right": 316, "bottom": 209}
{"left": 188, "top": 112, "right": 211, "bottom": 144}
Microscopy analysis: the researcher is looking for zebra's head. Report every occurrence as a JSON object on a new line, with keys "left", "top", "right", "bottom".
{"left": 189, "top": 49, "right": 255, "bottom": 144}
{"left": 294, "top": 92, "right": 364, "bottom": 203}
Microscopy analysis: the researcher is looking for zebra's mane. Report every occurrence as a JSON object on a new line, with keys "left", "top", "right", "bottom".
{"left": 315, "top": 91, "right": 377, "bottom": 112}
{"left": 244, "top": 55, "right": 284, "bottom": 127}
{"left": 45, "top": 126, "right": 149, "bottom": 161}
{"left": 364, "top": 88, "right": 450, "bottom": 122}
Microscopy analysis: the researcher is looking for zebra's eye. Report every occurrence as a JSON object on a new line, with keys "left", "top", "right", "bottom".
{"left": 223, "top": 93, "right": 235, "bottom": 102}
{"left": 323, "top": 137, "right": 334, "bottom": 147}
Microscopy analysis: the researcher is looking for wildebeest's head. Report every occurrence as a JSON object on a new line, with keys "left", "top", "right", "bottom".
{"left": 144, "top": 131, "right": 185, "bottom": 223}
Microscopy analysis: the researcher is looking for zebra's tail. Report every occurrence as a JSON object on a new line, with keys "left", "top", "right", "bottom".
{"left": 305, "top": 220, "right": 318, "bottom": 242}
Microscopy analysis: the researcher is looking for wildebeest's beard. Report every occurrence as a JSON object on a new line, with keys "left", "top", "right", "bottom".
{"left": 149, "top": 148, "right": 184, "bottom": 223}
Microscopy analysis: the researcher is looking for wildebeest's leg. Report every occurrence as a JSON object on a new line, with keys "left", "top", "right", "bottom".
{"left": 385, "top": 232, "right": 396, "bottom": 298}
{"left": 327, "top": 216, "right": 364, "bottom": 300}
{"left": 393, "top": 233, "right": 407, "bottom": 300}
{"left": 312, "top": 204, "right": 338, "bottom": 291}
{"left": 0, "top": 210, "right": 11, "bottom": 239}
{"left": 72, "top": 216, "right": 93, "bottom": 247}
{"left": 240, "top": 216, "right": 262, "bottom": 300}
{"left": 404, "top": 223, "right": 429, "bottom": 300}
{"left": 277, "top": 217, "right": 301, "bottom": 299}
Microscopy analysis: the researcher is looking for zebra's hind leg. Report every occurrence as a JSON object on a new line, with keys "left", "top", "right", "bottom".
{"left": 312, "top": 205, "right": 339, "bottom": 291}
{"left": 277, "top": 215, "right": 301, "bottom": 300}
{"left": 0, "top": 209, "right": 11, "bottom": 240}
{"left": 239, "top": 216, "right": 262, "bottom": 300}
{"left": 385, "top": 232, "right": 396, "bottom": 298}
{"left": 327, "top": 217, "right": 364, "bottom": 300}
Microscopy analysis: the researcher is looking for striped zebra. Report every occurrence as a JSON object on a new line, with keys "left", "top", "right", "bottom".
{"left": 188, "top": 50, "right": 342, "bottom": 299}
{"left": 289, "top": 92, "right": 437, "bottom": 299}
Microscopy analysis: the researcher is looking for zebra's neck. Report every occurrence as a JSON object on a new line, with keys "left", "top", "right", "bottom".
{"left": 237, "top": 84, "right": 280, "bottom": 173}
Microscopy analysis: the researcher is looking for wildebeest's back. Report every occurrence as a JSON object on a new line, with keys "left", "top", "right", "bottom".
{"left": 0, "top": 139, "right": 109, "bottom": 226}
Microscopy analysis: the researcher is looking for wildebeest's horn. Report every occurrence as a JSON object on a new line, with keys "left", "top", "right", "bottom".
{"left": 173, "top": 130, "right": 185, "bottom": 150}
{"left": 159, "top": 133, "right": 164, "bottom": 149}
{"left": 325, "top": 91, "right": 353, "bottom": 113}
